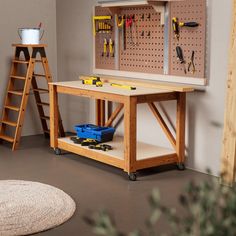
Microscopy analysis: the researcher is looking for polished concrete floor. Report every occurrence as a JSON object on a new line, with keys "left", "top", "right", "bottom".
{"left": 0, "top": 135, "right": 210, "bottom": 236}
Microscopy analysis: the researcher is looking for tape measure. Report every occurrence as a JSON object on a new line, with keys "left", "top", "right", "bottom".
{"left": 110, "top": 83, "right": 136, "bottom": 90}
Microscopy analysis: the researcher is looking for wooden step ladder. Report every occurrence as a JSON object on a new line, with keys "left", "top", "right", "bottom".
{"left": 0, "top": 44, "right": 64, "bottom": 150}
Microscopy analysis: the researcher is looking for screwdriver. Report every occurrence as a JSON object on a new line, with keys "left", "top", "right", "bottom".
{"left": 176, "top": 46, "right": 186, "bottom": 74}
{"left": 179, "top": 22, "right": 199, "bottom": 27}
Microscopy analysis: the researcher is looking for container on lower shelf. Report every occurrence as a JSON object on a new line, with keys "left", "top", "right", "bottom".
{"left": 74, "top": 124, "right": 115, "bottom": 142}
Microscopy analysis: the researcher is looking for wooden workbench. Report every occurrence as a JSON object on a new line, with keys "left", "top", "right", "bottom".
{"left": 49, "top": 78, "right": 193, "bottom": 180}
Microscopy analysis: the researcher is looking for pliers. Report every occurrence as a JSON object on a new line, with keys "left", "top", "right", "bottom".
{"left": 188, "top": 51, "right": 196, "bottom": 74}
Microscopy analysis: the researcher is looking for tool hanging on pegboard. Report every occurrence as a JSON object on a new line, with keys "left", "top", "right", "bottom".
{"left": 172, "top": 17, "right": 199, "bottom": 41}
{"left": 116, "top": 15, "right": 126, "bottom": 51}
{"left": 93, "top": 15, "right": 112, "bottom": 36}
{"left": 172, "top": 17, "right": 180, "bottom": 41}
{"left": 102, "top": 38, "right": 108, "bottom": 57}
{"left": 187, "top": 51, "right": 196, "bottom": 74}
{"left": 125, "top": 14, "right": 139, "bottom": 47}
{"left": 126, "top": 15, "right": 133, "bottom": 46}
{"left": 98, "top": 22, "right": 112, "bottom": 33}
{"left": 109, "top": 38, "right": 114, "bottom": 57}
{"left": 176, "top": 46, "right": 187, "bottom": 74}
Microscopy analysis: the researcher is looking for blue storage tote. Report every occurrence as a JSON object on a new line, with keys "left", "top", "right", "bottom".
{"left": 74, "top": 124, "right": 115, "bottom": 142}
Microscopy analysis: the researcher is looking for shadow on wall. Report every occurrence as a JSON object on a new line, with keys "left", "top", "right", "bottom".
{"left": 186, "top": 89, "right": 224, "bottom": 173}
{"left": 205, "top": 0, "right": 212, "bottom": 85}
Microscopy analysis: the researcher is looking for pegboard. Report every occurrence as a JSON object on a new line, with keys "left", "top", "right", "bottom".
{"left": 94, "top": 0, "right": 206, "bottom": 83}
{"left": 95, "top": 7, "right": 116, "bottom": 70}
{"left": 169, "top": 0, "right": 206, "bottom": 78}
{"left": 119, "top": 6, "right": 164, "bottom": 74}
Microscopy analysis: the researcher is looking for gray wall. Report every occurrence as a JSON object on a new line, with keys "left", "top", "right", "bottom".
{"left": 56, "top": 0, "right": 232, "bottom": 175}
{"left": 0, "top": 0, "right": 57, "bottom": 136}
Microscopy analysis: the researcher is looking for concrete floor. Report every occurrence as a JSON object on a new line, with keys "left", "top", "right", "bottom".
{"left": 0, "top": 135, "right": 210, "bottom": 235}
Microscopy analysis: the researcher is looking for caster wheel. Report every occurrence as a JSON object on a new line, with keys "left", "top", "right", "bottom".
{"left": 128, "top": 173, "right": 137, "bottom": 181}
{"left": 54, "top": 148, "right": 62, "bottom": 155}
{"left": 177, "top": 163, "right": 185, "bottom": 171}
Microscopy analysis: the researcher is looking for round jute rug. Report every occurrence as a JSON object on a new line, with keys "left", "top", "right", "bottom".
{"left": 0, "top": 180, "right": 76, "bottom": 236}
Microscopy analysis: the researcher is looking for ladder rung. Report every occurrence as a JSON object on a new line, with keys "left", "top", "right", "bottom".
{"left": 10, "top": 75, "right": 26, "bottom": 80}
{"left": 0, "top": 134, "right": 14, "bottom": 143}
{"left": 12, "top": 59, "right": 29, "bottom": 64}
{"left": 8, "top": 90, "right": 23, "bottom": 96}
{"left": 4, "top": 105, "right": 20, "bottom": 112}
{"left": 37, "top": 102, "right": 50, "bottom": 107}
{"left": 34, "top": 74, "right": 46, "bottom": 77}
{"left": 33, "top": 88, "right": 49, "bottom": 93}
{"left": 35, "top": 60, "right": 43, "bottom": 63}
{"left": 41, "top": 116, "right": 50, "bottom": 120}
{"left": 1, "top": 120, "right": 17, "bottom": 127}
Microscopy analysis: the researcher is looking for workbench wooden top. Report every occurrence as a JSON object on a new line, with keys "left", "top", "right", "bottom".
{"left": 50, "top": 80, "right": 175, "bottom": 96}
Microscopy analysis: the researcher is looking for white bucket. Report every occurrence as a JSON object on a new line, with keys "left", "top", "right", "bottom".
{"left": 18, "top": 28, "right": 44, "bottom": 44}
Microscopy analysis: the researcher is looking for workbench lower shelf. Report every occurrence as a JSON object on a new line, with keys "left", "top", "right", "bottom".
{"left": 56, "top": 136, "right": 178, "bottom": 172}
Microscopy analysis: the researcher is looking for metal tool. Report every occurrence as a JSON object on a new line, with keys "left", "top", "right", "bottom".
{"left": 116, "top": 15, "right": 126, "bottom": 50}
{"left": 176, "top": 46, "right": 186, "bottom": 74}
{"left": 114, "top": 14, "right": 120, "bottom": 69}
{"left": 188, "top": 51, "right": 196, "bottom": 74}
{"left": 172, "top": 17, "right": 180, "bottom": 41}
{"left": 126, "top": 15, "right": 133, "bottom": 46}
{"left": 111, "top": 83, "right": 136, "bottom": 90}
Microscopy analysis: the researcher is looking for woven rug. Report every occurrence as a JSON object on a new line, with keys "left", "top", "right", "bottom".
{"left": 0, "top": 180, "right": 76, "bottom": 236}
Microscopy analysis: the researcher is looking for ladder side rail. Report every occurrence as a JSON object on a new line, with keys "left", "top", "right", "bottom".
{"left": 31, "top": 76, "right": 50, "bottom": 137}
{"left": 12, "top": 58, "right": 35, "bottom": 150}
{"left": 0, "top": 47, "right": 19, "bottom": 138}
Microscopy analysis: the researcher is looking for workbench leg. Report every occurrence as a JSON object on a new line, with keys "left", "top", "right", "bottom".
{"left": 100, "top": 100, "right": 105, "bottom": 126}
{"left": 49, "top": 84, "right": 59, "bottom": 149}
{"left": 96, "top": 99, "right": 105, "bottom": 126}
{"left": 124, "top": 97, "right": 137, "bottom": 179}
{"left": 96, "top": 99, "right": 101, "bottom": 126}
{"left": 176, "top": 92, "right": 186, "bottom": 168}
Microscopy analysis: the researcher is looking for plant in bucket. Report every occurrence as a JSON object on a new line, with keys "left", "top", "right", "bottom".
{"left": 18, "top": 23, "right": 44, "bottom": 44}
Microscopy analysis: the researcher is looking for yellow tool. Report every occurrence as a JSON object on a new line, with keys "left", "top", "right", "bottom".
{"left": 82, "top": 76, "right": 103, "bottom": 87}
{"left": 111, "top": 83, "right": 136, "bottom": 90}
{"left": 116, "top": 15, "right": 125, "bottom": 27}
{"left": 109, "top": 38, "right": 114, "bottom": 57}
{"left": 172, "top": 17, "right": 180, "bottom": 41}
{"left": 103, "top": 38, "right": 108, "bottom": 57}
{"left": 93, "top": 15, "right": 112, "bottom": 36}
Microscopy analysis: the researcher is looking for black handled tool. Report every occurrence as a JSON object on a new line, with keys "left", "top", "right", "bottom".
{"left": 179, "top": 22, "right": 199, "bottom": 27}
{"left": 176, "top": 46, "right": 184, "bottom": 63}
{"left": 176, "top": 46, "right": 186, "bottom": 74}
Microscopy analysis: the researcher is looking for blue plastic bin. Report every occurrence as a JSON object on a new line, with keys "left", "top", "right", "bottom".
{"left": 74, "top": 124, "right": 115, "bottom": 142}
